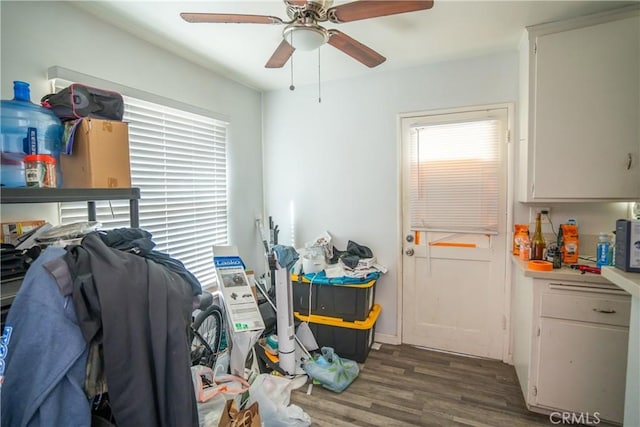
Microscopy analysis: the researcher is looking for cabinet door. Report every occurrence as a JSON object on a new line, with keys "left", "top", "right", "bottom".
{"left": 532, "top": 15, "right": 640, "bottom": 199}
{"left": 535, "top": 317, "right": 628, "bottom": 423}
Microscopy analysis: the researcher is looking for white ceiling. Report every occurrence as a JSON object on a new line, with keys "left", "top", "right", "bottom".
{"left": 73, "top": 0, "right": 635, "bottom": 92}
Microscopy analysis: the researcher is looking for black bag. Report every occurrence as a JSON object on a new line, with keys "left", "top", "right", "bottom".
{"left": 41, "top": 84, "right": 124, "bottom": 121}
{"left": 1, "top": 244, "right": 40, "bottom": 280}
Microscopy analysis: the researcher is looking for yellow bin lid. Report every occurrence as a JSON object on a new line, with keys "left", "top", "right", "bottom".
{"left": 294, "top": 303, "right": 381, "bottom": 329}
{"left": 291, "top": 274, "right": 376, "bottom": 289}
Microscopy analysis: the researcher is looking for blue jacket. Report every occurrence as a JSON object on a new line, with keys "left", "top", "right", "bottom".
{"left": 1, "top": 247, "right": 90, "bottom": 427}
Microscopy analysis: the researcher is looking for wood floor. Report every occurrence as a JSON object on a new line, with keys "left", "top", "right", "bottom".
{"left": 290, "top": 344, "right": 565, "bottom": 427}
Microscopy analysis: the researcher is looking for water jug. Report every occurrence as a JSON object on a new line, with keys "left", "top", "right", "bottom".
{"left": 1, "top": 81, "right": 63, "bottom": 187}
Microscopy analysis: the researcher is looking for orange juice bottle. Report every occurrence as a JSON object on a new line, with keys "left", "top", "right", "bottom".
{"left": 513, "top": 224, "right": 529, "bottom": 256}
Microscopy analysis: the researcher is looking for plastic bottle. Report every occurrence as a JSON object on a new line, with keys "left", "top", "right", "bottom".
{"left": 556, "top": 224, "right": 563, "bottom": 250}
{"left": 596, "top": 232, "right": 611, "bottom": 268}
{"left": 551, "top": 246, "right": 562, "bottom": 269}
{"left": 609, "top": 231, "right": 616, "bottom": 266}
{"left": 1, "top": 81, "right": 63, "bottom": 187}
{"left": 531, "top": 212, "right": 546, "bottom": 260}
{"left": 24, "top": 154, "right": 57, "bottom": 188}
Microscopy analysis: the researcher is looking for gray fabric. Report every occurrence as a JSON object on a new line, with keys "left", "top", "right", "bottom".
{"left": 96, "top": 228, "right": 202, "bottom": 296}
{"left": 65, "top": 233, "right": 198, "bottom": 427}
{"left": 42, "top": 255, "right": 73, "bottom": 296}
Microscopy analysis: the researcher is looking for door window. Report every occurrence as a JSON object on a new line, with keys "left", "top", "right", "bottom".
{"left": 406, "top": 108, "right": 507, "bottom": 234}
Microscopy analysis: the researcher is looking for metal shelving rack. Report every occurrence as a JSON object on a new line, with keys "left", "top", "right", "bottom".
{"left": 1, "top": 188, "right": 141, "bottom": 227}
{"left": 1, "top": 187, "right": 141, "bottom": 327}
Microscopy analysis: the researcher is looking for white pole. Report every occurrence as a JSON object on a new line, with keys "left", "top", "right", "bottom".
{"left": 274, "top": 257, "right": 296, "bottom": 375}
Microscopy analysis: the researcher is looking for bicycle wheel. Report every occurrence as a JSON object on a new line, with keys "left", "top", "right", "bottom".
{"left": 191, "top": 304, "right": 224, "bottom": 368}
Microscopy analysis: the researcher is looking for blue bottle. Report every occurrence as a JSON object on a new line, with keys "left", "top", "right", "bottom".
{"left": 596, "top": 232, "right": 611, "bottom": 268}
{"left": 1, "top": 81, "right": 63, "bottom": 187}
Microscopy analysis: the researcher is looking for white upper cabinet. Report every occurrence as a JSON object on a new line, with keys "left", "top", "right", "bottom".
{"left": 519, "top": 7, "right": 640, "bottom": 202}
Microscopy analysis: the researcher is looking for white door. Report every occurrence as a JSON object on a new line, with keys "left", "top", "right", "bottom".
{"left": 400, "top": 105, "right": 510, "bottom": 360}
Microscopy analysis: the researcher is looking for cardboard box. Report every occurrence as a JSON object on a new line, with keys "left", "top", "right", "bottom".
{"left": 212, "top": 246, "right": 265, "bottom": 376}
{"left": 60, "top": 118, "right": 131, "bottom": 188}
{"left": 1, "top": 220, "right": 45, "bottom": 244}
{"left": 212, "top": 247, "right": 265, "bottom": 333}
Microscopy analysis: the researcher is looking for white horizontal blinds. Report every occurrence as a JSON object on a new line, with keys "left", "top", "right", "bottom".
{"left": 408, "top": 114, "right": 502, "bottom": 233}
{"left": 125, "top": 96, "right": 228, "bottom": 287}
{"left": 59, "top": 201, "right": 131, "bottom": 229}
{"left": 60, "top": 94, "right": 228, "bottom": 289}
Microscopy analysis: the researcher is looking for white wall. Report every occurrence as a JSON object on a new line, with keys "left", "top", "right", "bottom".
{"left": 263, "top": 52, "right": 520, "bottom": 339}
{"left": 0, "top": 1, "right": 265, "bottom": 273}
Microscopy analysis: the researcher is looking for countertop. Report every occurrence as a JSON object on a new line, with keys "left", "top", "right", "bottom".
{"left": 511, "top": 255, "right": 615, "bottom": 286}
{"left": 601, "top": 267, "right": 640, "bottom": 298}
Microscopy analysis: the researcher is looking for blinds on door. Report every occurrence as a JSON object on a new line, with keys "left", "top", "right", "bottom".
{"left": 59, "top": 93, "right": 228, "bottom": 288}
{"left": 407, "top": 109, "right": 506, "bottom": 233}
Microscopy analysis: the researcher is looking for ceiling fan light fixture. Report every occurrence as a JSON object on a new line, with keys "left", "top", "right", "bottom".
{"left": 283, "top": 24, "right": 328, "bottom": 51}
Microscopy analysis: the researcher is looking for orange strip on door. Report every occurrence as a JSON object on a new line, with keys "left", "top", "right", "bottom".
{"left": 428, "top": 242, "right": 477, "bottom": 248}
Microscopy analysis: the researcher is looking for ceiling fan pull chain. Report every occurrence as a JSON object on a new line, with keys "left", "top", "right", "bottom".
{"left": 289, "top": 32, "right": 295, "bottom": 91}
{"left": 318, "top": 48, "right": 322, "bottom": 103}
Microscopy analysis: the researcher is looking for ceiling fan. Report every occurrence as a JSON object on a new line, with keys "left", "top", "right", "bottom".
{"left": 181, "top": 0, "right": 434, "bottom": 69}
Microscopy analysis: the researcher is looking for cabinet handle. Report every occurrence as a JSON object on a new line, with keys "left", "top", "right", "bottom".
{"left": 593, "top": 308, "right": 616, "bottom": 314}
{"left": 548, "top": 284, "right": 628, "bottom": 295}
{"left": 627, "top": 153, "right": 632, "bottom": 170}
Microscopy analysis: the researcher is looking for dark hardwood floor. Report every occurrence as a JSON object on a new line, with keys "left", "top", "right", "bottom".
{"left": 290, "top": 344, "right": 568, "bottom": 426}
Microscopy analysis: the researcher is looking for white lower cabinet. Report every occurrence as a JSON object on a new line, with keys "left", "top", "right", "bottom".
{"left": 536, "top": 318, "right": 628, "bottom": 422}
{"left": 512, "top": 270, "right": 631, "bottom": 424}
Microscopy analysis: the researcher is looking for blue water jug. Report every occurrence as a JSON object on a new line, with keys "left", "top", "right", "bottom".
{"left": 1, "top": 81, "right": 64, "bottom": 187}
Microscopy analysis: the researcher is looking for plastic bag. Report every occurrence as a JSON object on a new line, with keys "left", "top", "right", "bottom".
{"left": 246, "top": 374, "right": 310, "bottom": 427}
{"left": 197, "top": 393, "right": 226, "bottom": 427}
{"left": 305, "top": 231, "right": 332, "bottom": 260}
{"left": 191, "top": 365, "right": 252, "bottom": 426}
{"left": 190, "top": 365, "right": 250, "bottom": 403}
{"left": 303, "top": 347, "right": 359, "bottom": 393}
{"left": 35, "top": 221, "right": 101, "bottom": 247}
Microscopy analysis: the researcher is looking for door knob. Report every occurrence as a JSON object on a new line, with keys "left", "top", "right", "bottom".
{"left": 405, "top": 248, "right": 414, "bottom": 256}
{"left": 406, "top": 234, "right": 414, "bottom": 242}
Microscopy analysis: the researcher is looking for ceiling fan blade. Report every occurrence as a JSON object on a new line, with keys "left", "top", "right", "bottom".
{"left": 328, "top": 0, "right": 434, "bottom": 23}
{"left": 180, "top": 13, "right": 284, "bottom": 25}
{"left": 327, "top": 30, "right": 386, "bottom": 68}
{"left": 265, "top": 40, "right": 296, "bottom": 68}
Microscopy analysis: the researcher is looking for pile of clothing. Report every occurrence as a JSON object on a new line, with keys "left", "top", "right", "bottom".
{"left": 325, "top": 240, "right": 388, "bottom": 279}
{"left": 1, "top": 228, "right": 201, "bottom": 427}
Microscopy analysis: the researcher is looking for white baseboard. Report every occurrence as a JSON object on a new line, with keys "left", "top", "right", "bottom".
{"left": 374, "top": 332, "right": 401, "bottom": 345}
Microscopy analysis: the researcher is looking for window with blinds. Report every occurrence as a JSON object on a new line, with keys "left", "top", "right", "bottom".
{"left": 406, "top": 108, "right": 507, "bottom": 234}
{"left": 60, "top": 95, "right": 229, "bottom": 288}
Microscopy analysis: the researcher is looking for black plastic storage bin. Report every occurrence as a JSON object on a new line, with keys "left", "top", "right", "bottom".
{"left": 294, "top": 304, "right": 381, "bottom": 363}
{"left": 291, "top": 274, "right": 376, "bottom": 322}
